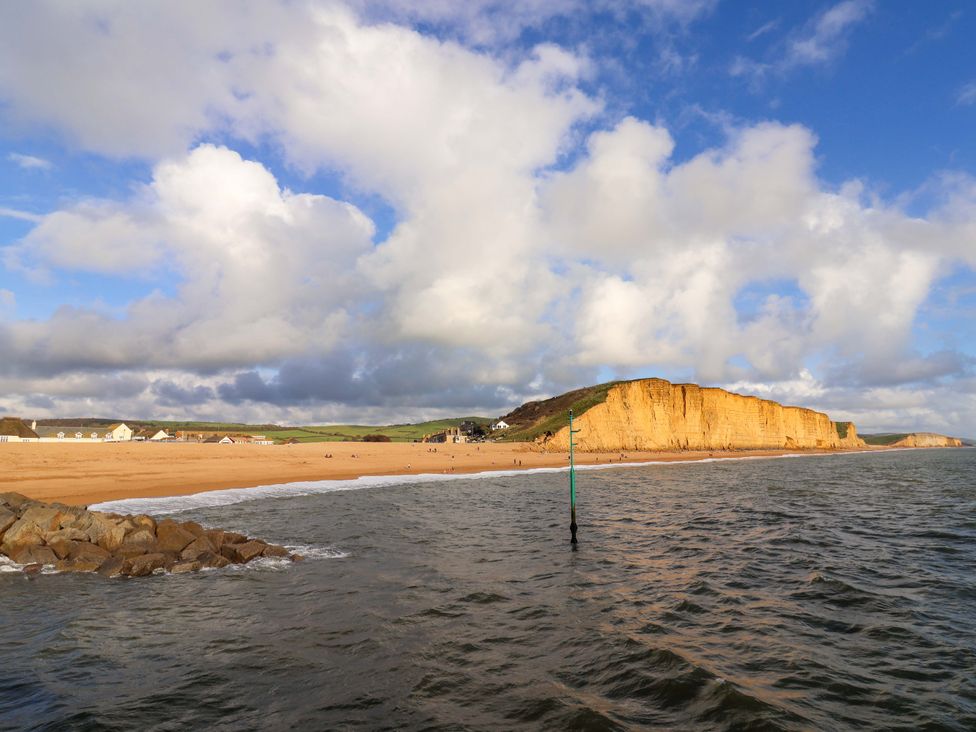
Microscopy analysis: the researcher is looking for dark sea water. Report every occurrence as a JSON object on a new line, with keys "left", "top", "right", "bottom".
{"left": 2, "top": 449, "right": 975, "bottom": 731}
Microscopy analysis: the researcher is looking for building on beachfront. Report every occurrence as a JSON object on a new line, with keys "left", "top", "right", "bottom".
{"left": 0, "top": 417, "right": 40, "bottom": 443}
{"left": 423, "top": 427, "right": 467, "bottom": 444}
{"left": 104, "top": 423, "right": 133, "bottom": 441}
{"left": 491, "top": 420, "right": 510, "bottom": 431}
{"left": 134, "top": 428, "right": 172, "bottom": 441}
{"left": 202, "top": 435, "right": 223, "bottom": 443}
{"left": 34, "top": 425, "right": 107, "bottom": 442}
{"left": 250, "top": 435, "right": 274, "bottom": 445}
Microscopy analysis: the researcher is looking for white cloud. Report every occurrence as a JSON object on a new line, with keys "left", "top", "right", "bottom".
{"left": 732, "top": 0, "right": 871, "bottom": 83}
{"left": 0, "top": 206, "right": 43, "bottom": 223}
{"left": 786, "top": 0, "right": 872, "bottom": 67}
{"left": 6, "top": 144, "right": 374, "bottom": 370}
{"left": 957, "top": 81, "right": 976, "bottom": 107}
{"left": 8, "top": 152, "right": 52, "bottom": 170}
{"left": 0, "top": 1, "right": 973, "bottom": 434}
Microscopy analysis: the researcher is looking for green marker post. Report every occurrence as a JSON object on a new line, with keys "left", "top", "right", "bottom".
{"left": 569, "top": 409, "right": 581, "bottom": 545}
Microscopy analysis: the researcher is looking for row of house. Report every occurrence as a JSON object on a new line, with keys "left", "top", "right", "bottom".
{"left": 0, "top": 418, "right": 138, "bottom": 443}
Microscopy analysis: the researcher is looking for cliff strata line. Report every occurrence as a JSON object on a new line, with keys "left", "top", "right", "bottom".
{"left": 543, "top": 378, "right": 865, "bottom": 452}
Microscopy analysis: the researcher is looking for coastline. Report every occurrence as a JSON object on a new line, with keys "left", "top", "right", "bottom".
{"left": 0, "top": 441, "right": 886, "bottom": 507}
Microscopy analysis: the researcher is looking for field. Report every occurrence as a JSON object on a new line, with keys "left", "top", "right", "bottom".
{"left": 263, "top": 418, "right": 492, "bottom": 444}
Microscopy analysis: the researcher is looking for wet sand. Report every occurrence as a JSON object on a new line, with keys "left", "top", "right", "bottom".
{"left": 0, "top": 441, "right": 880, "bottom": 506}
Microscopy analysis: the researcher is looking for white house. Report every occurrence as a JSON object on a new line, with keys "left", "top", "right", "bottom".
{"left": 218, "top": 436, "right": 236, "bottom": 444}
{"left": 491, "top": 420, "right": 510, "bottom": 431}
{"left": 105, "top": 423, "right": 133, "bottom": 441}
{"left": 0, "top": 417, "right": 40, "bottom": 442}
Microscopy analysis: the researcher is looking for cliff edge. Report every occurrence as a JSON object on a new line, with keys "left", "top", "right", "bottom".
{"left": 890, "top": 433, "right": 963, "bottom": 448}
{"left": 538, "top": 378, "right": 865, "bottom": 452}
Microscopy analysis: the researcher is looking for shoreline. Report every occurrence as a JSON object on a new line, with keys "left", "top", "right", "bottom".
{"left": 0, "top": 441, "right": 890, "bottom": 507}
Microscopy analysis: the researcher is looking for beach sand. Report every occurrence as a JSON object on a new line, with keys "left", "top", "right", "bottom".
{"left": 0, "top": 441, "right": 881, "bottom": 507}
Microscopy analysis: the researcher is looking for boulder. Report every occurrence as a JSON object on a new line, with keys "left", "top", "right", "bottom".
{"left": 19, "top": 506, "right": 65, "bottom": 533}
{"left": 131, "top": 515, "right": 157, "bottom": 533}
{"left": 0, "top": 492, "right": 35, "bottom": 512}
{"left": 180, "top": 536, "right": 217, "bottom": 561}
{"left": 220, "top": 540, "right": 266, "bottom": 563}
{"left": 290, "top": 554, "right": 305, "bottom": 562}
{"left": 22, "top": 563, "right": 43, "bottom": 576}
{"left": 262, "top": 544, "right": 290, "bottom": 558}
{"left": 67, "top": 542, "right": 110, "bottom": 565}
{"left": 1, "top": 520, "right": 45, "bottom": 557}
{"left": 45, "top": 528, "right": 90, "bottom": 559}
{"left": 0, "top": 506, "right": 16, "bottom": 540}
{"left": 71, "top": 512, "right": 126, "bottom": 552}
{"left": 128, "top": 553, "right": 170, "bottom": 577}
{"left": 171, "top": 560, "right": 202, "bottom": 574}
{"left": 116, "top": 528, "right": 158, "bottom": 558}
{"left": 181, "top": 521, "right": 206, "bottom": 538}
{"left": 11, "top": 544, "right": 58, "bottom": 566}
{"left": 222, "top": 531, "right": 248, "bottom": 545}
{"left": 96, "top": 557, "right": 128, "bottom": 578}
{"left": 194, "top": 551, "right": 231, "bottom": 570}
{"left": 55, "top": 556, "right": 104, "bottom": 573}
{"left": 156, "top": 520, "right": 196, "bottom": 553}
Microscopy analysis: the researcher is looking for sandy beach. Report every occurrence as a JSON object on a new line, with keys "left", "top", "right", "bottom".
{"left": 0, "top": 441, "right": 879, "bottom": 506}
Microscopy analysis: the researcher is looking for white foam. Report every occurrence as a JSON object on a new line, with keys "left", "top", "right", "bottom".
{"left": 89, "top": 449, "right": 891, "bottom": 516}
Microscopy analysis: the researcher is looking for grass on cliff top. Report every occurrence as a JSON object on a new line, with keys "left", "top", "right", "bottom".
{"left": 834, "top": 421, "right": 852, "bottom": 439}
{"left": 860, "top": 433, "right": 910, "bottom": 446}
{"left": 263, "top": 418, "right": 492, "bottom": 443}
{"left": 497, "top": 381, "right": 622, "bottom": 443}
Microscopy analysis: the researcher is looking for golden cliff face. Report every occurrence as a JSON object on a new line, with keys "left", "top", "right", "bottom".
{"left": 890, "top": 433, "right": 963, "bottom": 448}
{"left": 546, "top": 378, "right": 865, "bottom": 452}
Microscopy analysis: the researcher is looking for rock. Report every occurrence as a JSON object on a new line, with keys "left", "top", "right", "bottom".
{"left": 116, "top": 528, "right": 158, "bottom": 558}
{"left": 131, "top": 515, "right": 157, "bottom": 533}
{"left": 220, "top": 540, "right": 266, "bottom": 563}
{"left": 156, "top": 520, "right": 196, "bottom": 554}
{"left": 67, "top": 542, "right": 110, "bottom": 565}
{"left": 290, "top": 554, "right": 305, "bottom": 562}
{"left": 0, "top": 492, "right": 35, "bottom": 512}
{"left": 96, "top": 523, "right": 127, "bottom": 553}
{"left": 96, "top": 557, "right": 128, "bottom": 578}
{"left": 11, "top": 544, "right": 58, "bottom": 566}
{"left": 222, "top": 531, "right": 247, "bottom": 545}
{"left": 55, "top": 557, "right": 104, "bottom": 573}
{"left": 261, "top": 544, "right": 290, "bottom": 558}
{"left": 180, "top": 536, "right": 217, "bottom": 561}
{"left": 1, "top": 520, "right": 45, "bottom": 557}
{"left": 194, "top": 551, "right": 231, "bottom": 570}
{"left": 18, "top": 506, "right": 65, "bottom": 533}
{"left": 181, "top": 521, "right": 206, "bottom": 538}
{"left": 0, "top": 507, "right": 16, "bottom": 541}
{"left": 22, "top": 563, "right": 43, "bottom": 576}
{"left": 128, "top": 553, "right": 170, "bottom": 577}
{"left": 44, "top": 528, "right": 90, "bottom": 559}
{"left": 171, "top": 560, "right": 202, "bottom": 574}
{"left": 71, "top": 512, "right": 126, "bottom": 552}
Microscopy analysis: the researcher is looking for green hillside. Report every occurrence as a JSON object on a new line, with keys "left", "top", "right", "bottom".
{"left": 263, "top": 417, "right": 493, "bottom": 444}
{"left": 860, "top": 433, "right": 910, "bottom": 446}
{"left": 496, "top": 381, "right": 621, "bottom": 442}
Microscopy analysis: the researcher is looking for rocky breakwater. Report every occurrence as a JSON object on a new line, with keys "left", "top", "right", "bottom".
{"left": 0, "top": 492, "right": 302, "bottom": 577}
{"left": 544, "top": 378, "right": 866, "bottom": 452}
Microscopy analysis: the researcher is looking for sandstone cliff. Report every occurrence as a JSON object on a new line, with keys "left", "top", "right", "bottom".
{"left": 889, "top": 433, "right": 963, "bottom": 448}
{"left": 542, "top": 378, "right": 865, "bottom": 452}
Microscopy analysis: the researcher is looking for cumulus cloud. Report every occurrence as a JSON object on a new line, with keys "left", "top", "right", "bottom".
{"left": 0, "top": 1, "right": 973, "bottom": 434}
{"left": 4, "top": 144, "right": 374, "bottom": 372}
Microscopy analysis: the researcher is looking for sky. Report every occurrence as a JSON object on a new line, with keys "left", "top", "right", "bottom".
{"left": 0, "top": 0, "right": 974, "bottom": 434}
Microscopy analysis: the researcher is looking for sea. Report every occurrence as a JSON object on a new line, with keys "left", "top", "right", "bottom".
{"left": 1, "top": 448, "right": 974, "bottom": 731}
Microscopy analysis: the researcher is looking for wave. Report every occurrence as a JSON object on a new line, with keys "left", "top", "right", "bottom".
{"left": 90, "top": 449, "right": 890, "bottom": 516}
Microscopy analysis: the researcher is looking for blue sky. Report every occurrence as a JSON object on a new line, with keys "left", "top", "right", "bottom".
{"left": 0, "top": 0, "right": 974, "bottom": 434}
